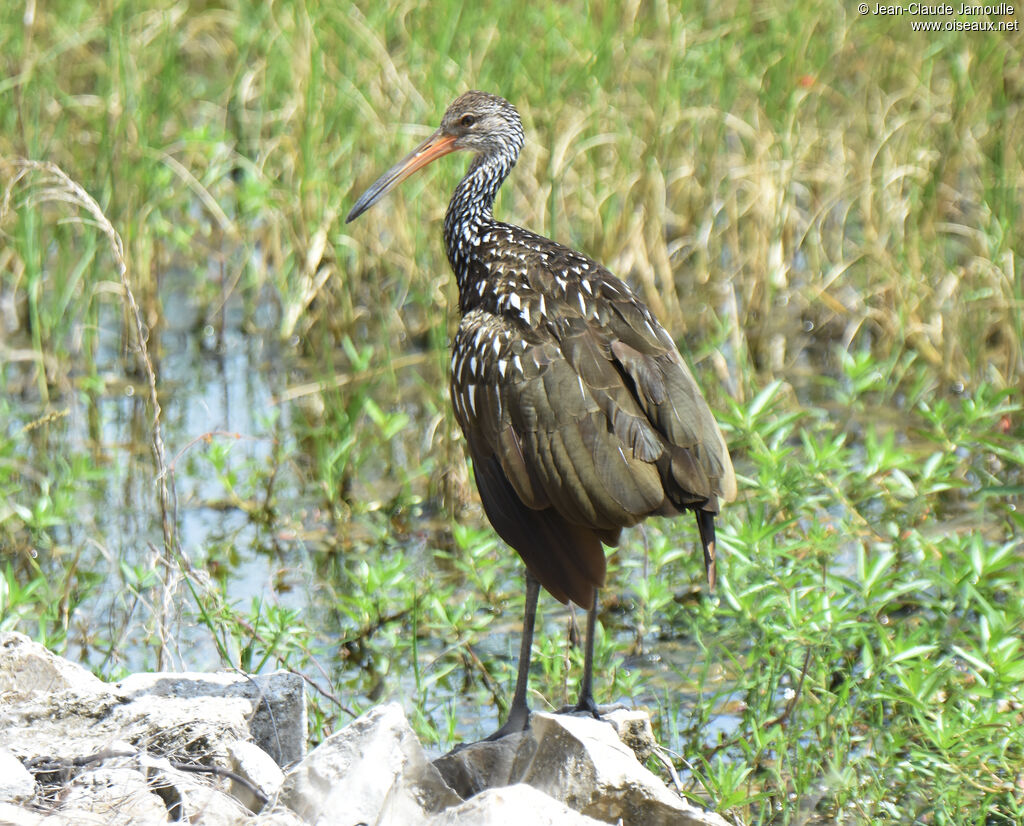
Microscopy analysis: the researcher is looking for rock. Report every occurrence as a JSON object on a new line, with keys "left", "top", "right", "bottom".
{"left": 1, "top": 634, "right": 736, "bottom": 826}
{"left": 0, "top": 749, "right": 36, "bottom": 804}
{"left": 0, "top": 633, "right": 308, "bottom": 824}
{"left": 241, "top": 805, "right": 309, "bottom": 825}
{"left": 433, "top": 712, "right": 729, "bottom": 826}
{"left": 61, "top": 765, "right": 169, "bottom": 826}
{"left": 434, "top": 709, "right": 663, "bottom": 799}
{"left": 604, "top": 707, "right": 658, "bottom": 763}
{"left": 115, "top": 670, "right": 306, "bottom": 767}
{"left": 141, "top": 760, "right": 250, "bottom": 825}
{"left": 227, "top": 740, "right": 285, "bottom": 812}
{"left": 434, "top": 712, "right": 730, "bottom": 826}
{"left": 2, "top": 678, "right": 253, "bottom": 767}
{"left": 0, "top": 633, "right": 303, "bottom": 786}
{"left": 0, "top": 801, "right": 47, "bottom": 825}
{"left": 0, "top": 631, "right": 105, "bottom": 698}
{"left": 428, "top": 783, "right": 605, "bottom": 825}
{"left": 515, "top": 712, "right": 731, "bottom": 826}
{"left": 433, "top": 731, "right": 529, "bottom": 799}
{"left": 280, "top": 702, "right": 461, "bottom": 825}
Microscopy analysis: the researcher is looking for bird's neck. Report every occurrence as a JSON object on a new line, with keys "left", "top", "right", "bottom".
{"left": 443, "top": 151, "right": 516, "bottom": 301}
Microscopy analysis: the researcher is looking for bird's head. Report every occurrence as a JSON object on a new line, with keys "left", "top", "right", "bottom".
{"left": 438, "top": 91, "right": 523, "bottom": 156}
{"left": 346, "top": 91, "right": 523, "bottom": 223}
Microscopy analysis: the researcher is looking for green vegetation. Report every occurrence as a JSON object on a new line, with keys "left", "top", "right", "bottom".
{"left": 1, "top": 1, "right": 1022, "bottom": 822}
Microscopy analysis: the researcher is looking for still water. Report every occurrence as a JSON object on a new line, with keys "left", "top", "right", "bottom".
{"left": 0, "top": 263, "right": 952, "bottom": 749}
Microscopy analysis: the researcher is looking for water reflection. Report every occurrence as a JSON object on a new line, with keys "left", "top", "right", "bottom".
{"left": 3, "top": 258, "right": 1017, "bottom": 751}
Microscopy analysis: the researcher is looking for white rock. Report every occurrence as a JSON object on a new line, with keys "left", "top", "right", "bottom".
{"left": 227, "top": 740, "right": 285, "bottom": 812}
{"left": 0, "top": 749, "right": 36, "bottom": 804}
{"left": 0, "top": 632, "right": 104, "bottom": 698}
{"left": 1, "top": 684, "right": 252, "bottom": 765}
{"left": 62, "top": 766, "right": 169, "bottom": 826}
{"left": 115, "top": 670, "right": 306, "bottom": 766}
{"left": 280, "top": 703, "right": 461, "bottom": 825}
{"left": 143, "top": 763, "right": 249, "bottom": 825}
{"left": 0, "top": 801, "right": 46, "bottom": 825}
{"left": 0, "top": 634, "right": 738, "bottom": 826}
{"left": 604, "top": 707, "right": 658, "bottom": 763}
{"left": 434, "top": 711, "right": 732, "bottom": 826}
{"left": 433, "top": 730, "right": 529, "bottom": 798}
{"left": 241, "top": 805, "right": 309, "bottom": 825}
{"left": 514, "top": 713, "right": 731, "bottom": 826}
{"left": 428, "top": 783, "right": 605, "bottom": 825}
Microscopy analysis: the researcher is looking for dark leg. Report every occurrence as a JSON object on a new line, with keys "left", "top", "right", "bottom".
{"left": 486, "top": 570, "right": 540, "bottom": 739}
{"left": 574, "top": 586, "right": 601, "bottom": 717}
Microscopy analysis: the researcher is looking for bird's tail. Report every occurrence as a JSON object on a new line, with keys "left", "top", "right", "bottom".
{"left": 696, "top": 509, "right": 717, "bottom": 591}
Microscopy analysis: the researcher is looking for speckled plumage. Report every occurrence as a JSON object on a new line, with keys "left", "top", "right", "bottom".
{"left": 347, "top": 90, "right": 735, "bottom": 732}
{"left": 427, "top": 92, "right": 735, "bottom": 607}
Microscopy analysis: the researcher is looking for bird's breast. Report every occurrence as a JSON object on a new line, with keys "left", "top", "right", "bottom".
{"left": 451, "top": 310, "right": 533, "bottom": 387}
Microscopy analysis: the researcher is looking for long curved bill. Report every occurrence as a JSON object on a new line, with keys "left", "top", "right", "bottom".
{"left": 346, "top": 129, "right": 458, "bottom": 223}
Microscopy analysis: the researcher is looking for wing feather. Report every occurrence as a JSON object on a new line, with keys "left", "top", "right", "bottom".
{"left": 449, "top": 250, "right": 736, "bottom": 600}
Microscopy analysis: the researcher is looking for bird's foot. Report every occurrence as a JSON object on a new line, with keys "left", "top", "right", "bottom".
{"left": 482, "top": 702, "right": 532, "bottom": 742}
{"left": 572, "top": 693, "right": 601, "bottom": 719}
{"left": 557, "top": 697, "right": 628, "bottom": 720}
{"left": 447, "top": 699, "right": 531, "bottom": 753}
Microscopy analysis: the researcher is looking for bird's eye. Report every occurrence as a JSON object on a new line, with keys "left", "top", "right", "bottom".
{"left": 460, "top": 114, "right": 477, "bottom": 128}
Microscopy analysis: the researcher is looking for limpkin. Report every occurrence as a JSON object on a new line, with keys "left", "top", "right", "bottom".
{"left": 346, "top": 91, "right": 736, "bottom": 737}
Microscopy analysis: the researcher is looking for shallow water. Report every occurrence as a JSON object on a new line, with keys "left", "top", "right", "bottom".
{"left": 1, "top": 258, "right": 1004, "bottom": 752}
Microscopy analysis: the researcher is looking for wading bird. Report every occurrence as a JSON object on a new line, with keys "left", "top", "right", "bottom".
{"left": 346, "top": 91, "right": 735, "bottom": 737}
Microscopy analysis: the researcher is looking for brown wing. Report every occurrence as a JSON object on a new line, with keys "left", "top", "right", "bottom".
{"left": 519, "top": 265, "right": 736, "bottom": 517}
{"left": 487, "top": 234, "right": 736, "bottom": 511}
{"left": 451, "top": 277, "right": 735, "bottom": 604}
{"left": 587, "top": 278, "right": 737, "bottom": 586}
{"left": 451, "top": 310, "right": 637, "bottom": 606}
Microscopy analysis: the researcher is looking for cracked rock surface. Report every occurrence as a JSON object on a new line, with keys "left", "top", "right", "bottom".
{"left": 1, "top": 631, "right": 733, "bottom": 825}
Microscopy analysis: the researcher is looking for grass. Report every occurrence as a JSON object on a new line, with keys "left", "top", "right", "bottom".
{"left": 2, "top": 0, "right": 1023, "bottom": 823}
